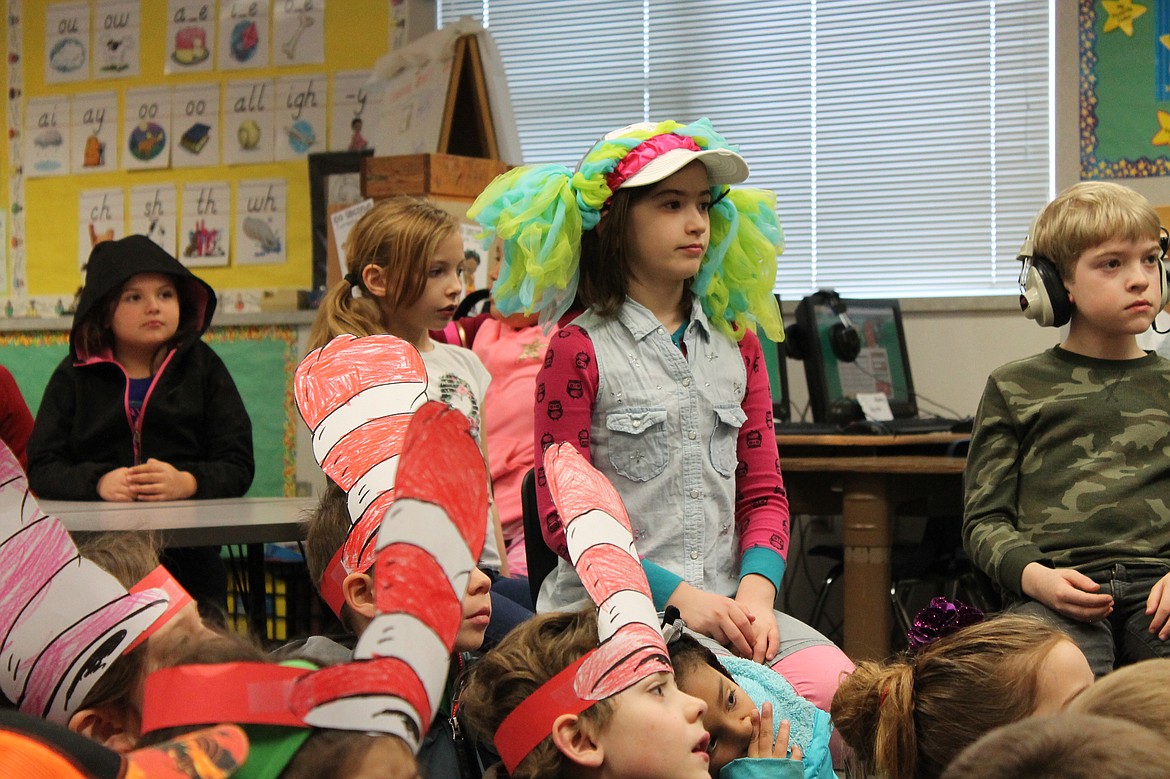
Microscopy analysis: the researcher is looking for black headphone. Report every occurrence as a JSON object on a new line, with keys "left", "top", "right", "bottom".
{"left": 1018, "top": 224, "right": 1170, "bottom": 328}
{"left": 785, "top": 289, "right": 861, "bottom": 363}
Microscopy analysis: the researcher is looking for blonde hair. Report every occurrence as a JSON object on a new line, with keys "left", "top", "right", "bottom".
{"left": 309, "top": 197, "right": 459, "bottom": 350}
{"left": 831, "top": 614, "right": 1069, "bottom": 779}
{"left": 303, "top": 479, "right": 361, "bottom": 633}
{"left": 1069, "top": 657, "right": 1170, "bottom": 740}
{"left": 1032, "top": 181, "right": 1161, "bottom": 280}
{"left": 460, "top": 609, "right": 614, "bottom": 779}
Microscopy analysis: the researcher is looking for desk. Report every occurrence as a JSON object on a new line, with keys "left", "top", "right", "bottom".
{"left": 48, "top": 497, "right": 315, "bottom": 639}
{"left": 777, "top": 434, "right": 967, "bottom": 660}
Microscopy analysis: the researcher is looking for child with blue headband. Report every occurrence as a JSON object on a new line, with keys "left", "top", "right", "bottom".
{"left": 470, "top": 119, "right": 853, "bottom": 717}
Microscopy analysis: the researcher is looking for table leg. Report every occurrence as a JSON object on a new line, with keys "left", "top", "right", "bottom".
{"left": 841, "top": 473, "right": 893, "bottom": 660}
{"left": 246, "top": 542, "right": 268, "bottom": 640}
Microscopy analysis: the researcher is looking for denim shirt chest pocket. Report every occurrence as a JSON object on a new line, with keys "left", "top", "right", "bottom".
{"left": 710, "top": 404, "right": 746, "bottom": 477}
{"left": 606, "top": 407, "right": 670, "bottom": 481}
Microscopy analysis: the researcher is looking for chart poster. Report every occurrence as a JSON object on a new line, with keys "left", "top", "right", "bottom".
{"left": 122, "top": 88, "right": 172, "bottom": 171}
{"left": 275, "top": 75, "right": 326, "bottom": 161}
{"left": 236, "top": 179, "right": 287, "bottom": 265}
{"left": 93, "top": 0, "right": 140, "bottom": 79}
{"left": 1080, "top": 0, "right": 1170, "bottom": 177}
{"left": 24, "top": 97, "right": 70, "bottom": 178}
{"left": 274, "top": 0, "right": 325, "bottom": 66}
{"left": 173, "top": 83, "right": 221, "bottom": 168}
{"left": 218, "top": 0, "right": 270, "bottom": 71}
{"left": 165, "top": 0, "right": 215, "bottom": 75}
{"left": 180, "top": 181, "right": 231, "bottom": 267}
{"left": 130, "top": 184, "right": 179, "bottom": 258}
{"left": 223, "top": 79, "right": 276, "bottom": 165}
{"left": 330, "top": 70, "right": 380, "bottom": 152}
{"left": 70, "top": 92, "right": 117, "bottom": 174}
{"left": 78, "top": 189, "right": 125, "bottom": 270}
{"left": 45, "top": 2, "right": 91, "bottom": 84}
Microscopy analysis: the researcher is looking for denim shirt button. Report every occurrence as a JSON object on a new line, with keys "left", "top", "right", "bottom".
{"left": 690, "top": 489, "right": 700, "bottom": 498}
{"left": 690, "top": 550, "right": 699, "bottom": 560}
{"left": 688, "top": 430, "right": 697, "bottom": 440}
{"left": 683, "top": 377, "right": 691, "bottom": 387}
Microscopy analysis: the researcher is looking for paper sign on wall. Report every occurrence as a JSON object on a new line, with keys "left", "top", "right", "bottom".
{"left": 180, "top": 181, "right": 230, "bottom": 267}
{"left": 78, "top": 189, "right": 125, "bottom": 270}
{"left": 70, "top": 92, "right": 117, "bottom": 174}
{"left": 94, "top": 0, "right": 140, "bottom": 79}
{"left": 122, "top": 88, "right": 172, "bottom": 170}
{"left": 218, "top": 0, "right": 270, "bottom": 71}
{"left": 275, "top": 75, "right": 326, "bottom": 161}
{"left": 24, "top": 97, "right": 70, "bottom": 178}
{"left": 130, "top": 185, "right": 178, "bottom": 258}
{"left": 165, "top": 0, "right": 215, "bottom": 75}
{"left": 223, "top": 79, "right": 275, "bottom": 165}
{"left": 274, "top": 0, "right": 325, "bottom": 65}
{"left": 236, "top": 179, "right": 287, "bottom": 265}
{"left": 45, "top": 3, "right": 91, "bottom": 84}
{"left": 329, "top": 198, "right": 373, "bottom": 274}
{"left": 330, "top": 71, "right": 380, "bottom": 152}
{"left": 173, "top": 83, "right": 221, "bottom": 168}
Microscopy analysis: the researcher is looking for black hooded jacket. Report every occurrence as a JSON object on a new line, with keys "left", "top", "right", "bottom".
{"left": 27, "top": 236, "right": 254, "bottom": 500}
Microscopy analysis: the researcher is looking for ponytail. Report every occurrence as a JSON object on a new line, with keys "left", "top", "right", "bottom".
{"left": 307, "top": 280, "right": 386, "bottom": 351}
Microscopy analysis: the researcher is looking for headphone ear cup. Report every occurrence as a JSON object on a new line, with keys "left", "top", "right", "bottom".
{"left": 1020, "top": 257, "right": 1071, "bottom": 328}
{"left": 830, "top": 322, "right": 861, "bottom": 362}
{"left": 783, "top": 324, "right": 805, "bottom": 360}
{"left": 1159, "top": 258, "right": 1170, "bottom": 311}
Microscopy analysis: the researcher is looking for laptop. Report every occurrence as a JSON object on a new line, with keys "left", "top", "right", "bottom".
{"left": 787, "top": 294, "right": 964, "bottom": 435}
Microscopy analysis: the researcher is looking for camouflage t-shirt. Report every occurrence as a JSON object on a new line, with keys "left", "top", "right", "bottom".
{"left": 963, "top": 346, "right": 1170, "bottom": 597}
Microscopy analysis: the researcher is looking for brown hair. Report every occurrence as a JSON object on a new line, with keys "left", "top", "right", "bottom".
{"left": 1032, "top": 181, "right": 1161, "bottom": 280}
{"left": 75, "top": 531, "right": 162, "bottom": 588}
{"left": 303, "top": 479, "right": 361, "bottom": 633}
{"left": 281, "top": 731, "right": 417, "bottom": 779}
{"left": 309, "top": 197, "right": 459, "bottom": 350}
{"left": 830, "top": 614, "right": 1069, "bottom": 779}
{"left": 1069, "top": 657, "right": 1170, "bottom": 740}
{"left": 940, "top": 713, "right": 1166, "bottom": 779}
{"left": 460, "top": 609, "right": 614, "bottom": 779}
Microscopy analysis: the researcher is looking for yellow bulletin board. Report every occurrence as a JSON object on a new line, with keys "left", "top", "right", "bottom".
{"left": 2, "top": 0, "right": 394, "bottom": 305}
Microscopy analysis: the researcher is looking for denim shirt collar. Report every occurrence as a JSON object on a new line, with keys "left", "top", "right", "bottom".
{"left": 616, "top": 296, "right": 712, "bottom": 344}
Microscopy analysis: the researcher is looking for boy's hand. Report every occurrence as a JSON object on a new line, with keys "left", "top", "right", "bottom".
{"left": 666, "top": 582, "right": 757, "bottom": 658}
{"left": 1145, "top": 572, "right": 1170, "bottom": 640}
{"left": 747, "top": 703, "right": 803, "bottom": 762}
{"left": 97, "top": 467, "right": 135, "bottom": 501}
{"left": 735, "top": 574, "right": 780, "bottom": 662}
{"left": 127, "top": 458, "right": 198, "bottom": 501}
{"left": 1021, "top": 563, "right": 1113, "bottom": 622}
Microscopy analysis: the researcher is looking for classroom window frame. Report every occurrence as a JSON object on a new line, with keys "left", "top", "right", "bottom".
{"left": 438, "top": 0, "right": 1051, "bottom": 300}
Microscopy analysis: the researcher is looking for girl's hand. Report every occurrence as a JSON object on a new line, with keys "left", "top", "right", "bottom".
{"left": 1146, "top": 572, "right": 1170, "bottom": 640}
{"left": 97, "top": 467, "right": 135, "bottom": 502}
{"left": 748, "top": 704, "right": 803, "bottom": 763}
{"left": 736, "top": 574, "right": 780, "bottom": 662}
{"left": 665, "top": 582, "right": 757, "bottom": 658}
{"left": 128, "top": 458, "right": 198, "bottom": 501}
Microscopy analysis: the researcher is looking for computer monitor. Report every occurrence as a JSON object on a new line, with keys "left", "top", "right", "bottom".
{"left": 757, "top": 294, "right": 792, "bottom": 424}
{"left": 792, "top": 294, "right": 918, "bottom": 425}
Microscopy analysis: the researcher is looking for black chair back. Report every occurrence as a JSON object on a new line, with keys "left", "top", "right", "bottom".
{"left": 521, "top": 468, "right": 559, "bottom": 606}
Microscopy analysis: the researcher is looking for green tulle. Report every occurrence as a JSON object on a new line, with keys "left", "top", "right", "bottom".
{"left": 469, "top": 118, "right": 784, "bottom": 341}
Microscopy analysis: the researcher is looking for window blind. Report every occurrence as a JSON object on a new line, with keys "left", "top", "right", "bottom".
{"left": 438, "top": 1, "right": 1050, "bottom": 299}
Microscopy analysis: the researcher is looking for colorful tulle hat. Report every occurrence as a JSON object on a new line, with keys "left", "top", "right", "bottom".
{"left": 469, "top": 117, "right": 785, "bottom": 341}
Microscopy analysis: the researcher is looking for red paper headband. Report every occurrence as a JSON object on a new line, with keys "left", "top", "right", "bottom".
{"left": 141, "top": 663, "right": 312, "bottom": 733}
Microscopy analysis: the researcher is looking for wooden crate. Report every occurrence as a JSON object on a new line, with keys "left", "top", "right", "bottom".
{"left": 361, "top": 153, "right": 510, "bottom": 201}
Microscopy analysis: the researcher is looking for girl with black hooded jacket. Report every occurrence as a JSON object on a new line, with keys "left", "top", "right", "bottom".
{"left": 28, "top": 235, "right": 254, "bottom": 618}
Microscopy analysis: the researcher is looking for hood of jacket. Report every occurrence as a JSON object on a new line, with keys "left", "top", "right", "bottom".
{"left": 71, "top": 235, "right": 216, "bottom": 362}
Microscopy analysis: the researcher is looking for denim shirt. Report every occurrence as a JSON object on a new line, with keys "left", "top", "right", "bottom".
{"left": 537, "top": 297, "right": 747, "bottom": 611}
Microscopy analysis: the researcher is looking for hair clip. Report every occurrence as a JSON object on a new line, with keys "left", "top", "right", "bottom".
{"left": 660, "top": 605, "right": 686, "bottom": 645}
{"left": 905, "top": 596, "right": 985, "bottom": 652}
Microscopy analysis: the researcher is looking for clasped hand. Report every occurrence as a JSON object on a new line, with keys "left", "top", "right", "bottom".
{"left": 98, "top": 458, "right": 197, "bottom": 502}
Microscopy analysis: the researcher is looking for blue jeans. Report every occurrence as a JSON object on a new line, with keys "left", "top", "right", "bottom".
{"left": 1010, "top": 561, "right": 1170, "bottom": 676}
{"left": 483, "top": 568, "right": 534, "bottom": 648}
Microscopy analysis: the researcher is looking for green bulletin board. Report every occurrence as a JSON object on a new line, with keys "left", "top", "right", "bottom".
{"left": 0, "top": 325, "right": 297, "bottom": 496}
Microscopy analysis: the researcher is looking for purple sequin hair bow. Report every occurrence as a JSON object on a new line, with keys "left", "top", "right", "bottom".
{"left": 905, "top": 597, "right": 985, "bottom": 652}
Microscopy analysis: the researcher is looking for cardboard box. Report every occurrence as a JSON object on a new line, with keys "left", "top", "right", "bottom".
{"left": 361, "top": 153, "right": 509, "bottom": 201}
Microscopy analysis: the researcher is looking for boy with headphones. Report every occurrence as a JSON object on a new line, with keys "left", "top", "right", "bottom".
{"left": 963, "top": 181, "right": 1170, "bottom": 676}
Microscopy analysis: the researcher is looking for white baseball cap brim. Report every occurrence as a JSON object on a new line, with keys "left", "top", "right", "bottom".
{"left": 617, "top": 146, "right": 749, "bottom": 190}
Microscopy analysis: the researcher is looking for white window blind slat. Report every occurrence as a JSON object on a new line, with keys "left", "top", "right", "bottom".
{"left": 439, "top": 0, "right": 1050, "bottom": 299}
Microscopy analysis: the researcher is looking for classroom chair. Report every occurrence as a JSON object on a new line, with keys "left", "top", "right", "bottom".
{"left": 521, "top": 468, "right": 558, "bottom": 606}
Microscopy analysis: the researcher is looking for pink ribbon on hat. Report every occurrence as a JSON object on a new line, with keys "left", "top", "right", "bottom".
{"left": 606, "top": 133, "right": 702, "bottom": 192}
